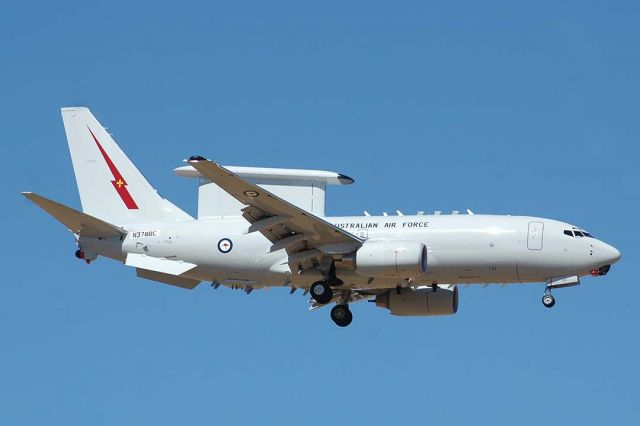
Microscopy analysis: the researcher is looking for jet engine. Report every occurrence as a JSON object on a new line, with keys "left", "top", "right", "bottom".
{"left": 355, "top": 239, "right": 427, "bottom": 278}
{"left": 375, "top": 286, "right": 458, "bottom": 316}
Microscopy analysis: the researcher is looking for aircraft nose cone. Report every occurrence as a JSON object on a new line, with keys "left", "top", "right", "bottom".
{"left": 608, "top": 245, "right": 621, "bottom": 264}
{"left": 600, "top": 242, "right": 621, "bottom": 264}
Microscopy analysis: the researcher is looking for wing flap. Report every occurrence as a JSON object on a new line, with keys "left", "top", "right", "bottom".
{"left": 22, "top": 192, "right": 126, "bottom": 238}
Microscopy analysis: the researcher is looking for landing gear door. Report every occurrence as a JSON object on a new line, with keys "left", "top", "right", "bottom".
{"left": 527, "top": 222, "right": 544, "bottom": 250}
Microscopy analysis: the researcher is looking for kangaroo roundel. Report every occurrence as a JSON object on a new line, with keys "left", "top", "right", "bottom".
{"left": 87, "top": 127, "right": 139, "bottom": 210}
{"left": 217, "top": 238, "right": 233, "bottom": 253}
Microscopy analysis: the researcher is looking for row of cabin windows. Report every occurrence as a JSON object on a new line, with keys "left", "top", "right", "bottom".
{"left": 564, "top": 230, "right": 592, "bottom": 238}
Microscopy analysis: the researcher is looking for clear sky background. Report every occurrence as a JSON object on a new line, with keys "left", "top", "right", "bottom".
{"left": 2, "top": 1, "right": 639, "bottom": 424}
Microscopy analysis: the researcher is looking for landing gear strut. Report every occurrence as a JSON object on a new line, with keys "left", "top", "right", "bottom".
{"left": 330, "top": 304, "right": 353, "bottom": 327}
{"left": 310, "top": 281, "right": 333, "bottom": 304}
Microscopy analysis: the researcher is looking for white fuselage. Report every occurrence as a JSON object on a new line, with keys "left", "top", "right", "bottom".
{"left": 82, "top": 214, "right": 621, "bottom": 290}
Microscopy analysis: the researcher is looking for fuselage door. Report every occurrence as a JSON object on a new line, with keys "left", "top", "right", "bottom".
{"left": 527, "top": 221, "right": 544, "bottom": 250}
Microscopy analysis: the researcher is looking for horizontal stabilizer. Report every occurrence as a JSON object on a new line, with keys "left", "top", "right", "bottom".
{"left": 22, "top": 192, "right": 126, "bottom": 238}
{"left": 136, "top": 268, "right": 200, "bottom": 290}
{"left": 125, "top": 253, "right": 197, "bottom": 276}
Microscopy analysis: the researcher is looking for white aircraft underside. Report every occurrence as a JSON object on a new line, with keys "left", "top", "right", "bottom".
{"left": 23, "top": 107, "right": 621, "bottom": 327}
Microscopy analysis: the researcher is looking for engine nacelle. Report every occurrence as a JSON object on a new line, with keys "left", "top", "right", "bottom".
{"left": 375, "top": 286, "right": 458, "bottom": 316}
{"left": 355, "top": 239, "right": 427, "bottom": 278}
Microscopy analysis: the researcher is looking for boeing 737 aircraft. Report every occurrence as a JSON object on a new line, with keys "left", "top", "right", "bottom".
{"left": 23, "top": 108, "right": 621, "bottom": 326}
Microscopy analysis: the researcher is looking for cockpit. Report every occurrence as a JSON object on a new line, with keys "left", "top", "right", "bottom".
{"left": 563, "top": 228, "right": 593, "bottom": 238}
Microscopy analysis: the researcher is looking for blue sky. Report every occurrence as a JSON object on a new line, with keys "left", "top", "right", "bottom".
{"left": 2, "top": 1, "right": 639, "bottom": 424}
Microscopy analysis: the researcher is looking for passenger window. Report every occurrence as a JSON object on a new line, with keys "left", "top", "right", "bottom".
{"left": 564, "top": 230, "right": 574, "bottom": 237}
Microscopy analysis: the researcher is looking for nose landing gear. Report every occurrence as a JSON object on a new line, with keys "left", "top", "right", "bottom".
{"left": 542, "top": 281, "right": 556, "bottom": 308}
{"left": 541, "top": 276, "right": 580, "bottom": 308}
{"left": 542, "top": 292, "right": 556, "bottom": 308}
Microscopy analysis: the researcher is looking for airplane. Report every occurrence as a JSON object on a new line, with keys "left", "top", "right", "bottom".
{"left": 22, "top": 107, "right": 622, "bottom": 327}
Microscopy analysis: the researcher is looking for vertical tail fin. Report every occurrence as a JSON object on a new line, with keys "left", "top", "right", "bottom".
{"left": 62, "top": 107, "right": 192, "bottom": 225}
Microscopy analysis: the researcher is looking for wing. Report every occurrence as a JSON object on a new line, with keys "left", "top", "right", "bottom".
{"left": 187, "top": 157, "right": 362, "bottom": 268}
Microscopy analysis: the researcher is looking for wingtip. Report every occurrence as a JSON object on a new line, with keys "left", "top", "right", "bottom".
{"left": 337, "top": 174, "right": 355, "bottom": 185}
{"left": 189, "top": 156, "right": 221, "bottom": 168}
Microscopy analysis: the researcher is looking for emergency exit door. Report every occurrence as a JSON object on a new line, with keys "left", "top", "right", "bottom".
{"left": 527, "top": 222, "right": 544, "bottom": 250}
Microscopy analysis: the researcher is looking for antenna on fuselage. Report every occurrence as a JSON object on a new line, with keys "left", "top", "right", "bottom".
{"left": 396, "top": 210, "right": 404, "bottom": 216}
{"left": 467, "top": 209, "right": 475, "bottom": 215}
{"left": 363, "top": 211, "right": 371, "bottom": 216}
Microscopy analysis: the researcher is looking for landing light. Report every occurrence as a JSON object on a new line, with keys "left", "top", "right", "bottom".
{"left": 591, "top": 265, "right": 611, "bottom": 276}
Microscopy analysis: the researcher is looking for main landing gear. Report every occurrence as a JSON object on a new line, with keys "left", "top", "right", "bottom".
{"left": 310, "top": 281, "right": 333, "bottom": 305}
{"left": 309, "top": 279, "right": 353, "bottom": 327}
{"left": 310, "top": 264, "right": 352, "bottom": 327}
{"left": 330, "top": 304, "right": 353, "bottom": 327}
{"left": 310, "top": 264, "right": 342, "bottom": 305}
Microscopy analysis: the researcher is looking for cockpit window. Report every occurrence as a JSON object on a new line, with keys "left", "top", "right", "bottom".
{"left": 564, "top": 229, "right": 593, "bottom": 238}
{"left": 563, "top": 226, "right": 593, "bottom": 238}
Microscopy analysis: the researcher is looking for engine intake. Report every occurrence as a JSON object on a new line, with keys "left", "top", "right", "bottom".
{"left": 375, "top": 286, "right": 458, "bottom": 316}
{"left": 355, "top": 239, "right": 427, "bottom": 278}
